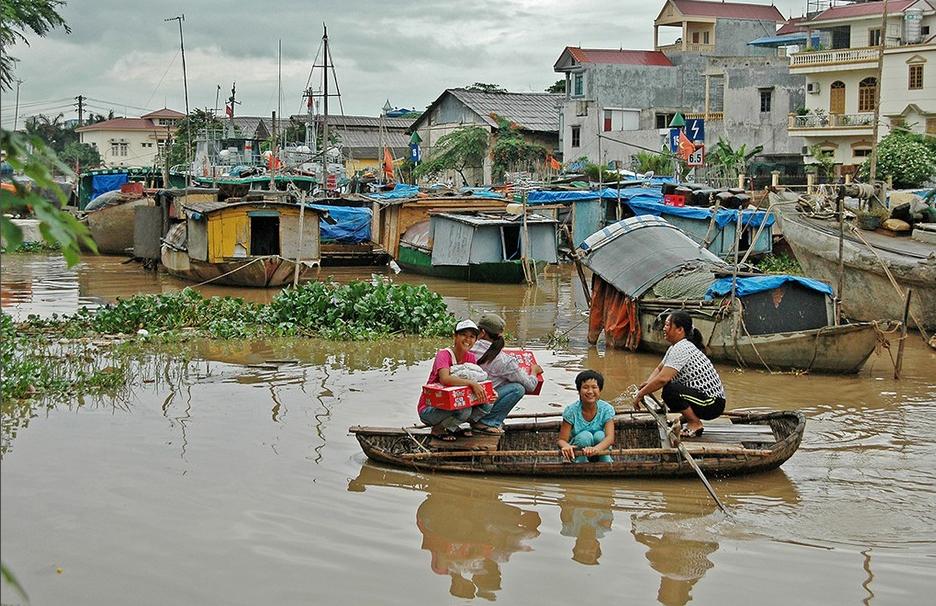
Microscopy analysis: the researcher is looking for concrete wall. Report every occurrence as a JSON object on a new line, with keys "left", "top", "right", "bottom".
{"left": 881, "top": 44, "right": 936, "bottom": 135}
{"left": 718, "top": 56, "right": 806, "bottom": 155}
{"left": 713, "top": 19, "right": 779, "bottom": 56}
{"left": 586, "top": 64, "right": 682, "bottom": 109}
{"left": 79, "top": 129, "right": 165, "bottom": 168}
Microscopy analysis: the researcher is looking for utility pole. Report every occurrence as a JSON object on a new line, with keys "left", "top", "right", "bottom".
{"left": 868, "top": 0, "right": 889, "bottom": 186}
{"left": 166, "top": 14, "right": 190, "bottom": 185}
{"left": 75, "top": 94, "right": 84, "bottom": 127}
{"left": 13, "top": 79, "right": 23, "bottom": 131}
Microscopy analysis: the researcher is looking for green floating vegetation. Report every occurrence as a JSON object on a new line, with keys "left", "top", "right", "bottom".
{"left": 20, "top": 277, "right": 456, "bottom": 341}
{"left": 754, "top": 253, "right": 802, "bottom": 275}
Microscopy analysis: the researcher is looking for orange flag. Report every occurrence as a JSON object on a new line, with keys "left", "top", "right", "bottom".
{"left": 546, "top": 154, "right": 561, "bottom": 171}
{"left": 382, "top": 148, "right": 394, "bottom": 181}
{"left": 678, "top": 130, "right": 695, "bottom": 160}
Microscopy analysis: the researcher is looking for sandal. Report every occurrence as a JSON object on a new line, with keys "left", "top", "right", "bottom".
{"left": 680, "top": 426, "right": 704, "bottom": 438}
{"left": 453, "top": 427, "right": 474, "bottom": 438}
{"left": 431, "top": 431, "right": 458, "bottom": 442}
{"left": 471, "top": 423, "right": 504, "bottom": 435}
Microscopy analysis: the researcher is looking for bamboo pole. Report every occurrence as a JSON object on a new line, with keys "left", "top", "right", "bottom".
{"left": 894, "top": 289, "right": 912, "bottom": 379}
{"left": 868, "top": 0, "right": 889, "bottom": 185}
{"left": 642, "top": 394, "right": 730, "bottom": 515}
{"left": 836, "top": 188, "right": 845, "bottom": 325}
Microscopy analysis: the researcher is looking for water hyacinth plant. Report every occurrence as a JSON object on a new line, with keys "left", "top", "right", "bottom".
{"left": 19, "top": 277, "right": 456, "bottom": 341}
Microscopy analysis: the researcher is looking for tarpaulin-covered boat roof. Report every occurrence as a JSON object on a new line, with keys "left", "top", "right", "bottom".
{"left": 578, "top": 215, "right": 725, "bottom": 298}
{"left": 704, "top": 275, "right": 834, "bottom": 300}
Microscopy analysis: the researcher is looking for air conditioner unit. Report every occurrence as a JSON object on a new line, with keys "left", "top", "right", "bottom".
{"left": 802, "top": 145, "right": 812, "bottom": 156}
{"left": 806, "top": 82, "right": 820, "bottom": 94}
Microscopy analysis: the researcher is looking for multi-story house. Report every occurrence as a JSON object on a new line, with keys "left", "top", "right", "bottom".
{"left": 555, "top": 0, "right": 805, "bottom": 171}
{"left": 789, "top": 0, "right": 935, "bottom": 171}
{"left": 76, "top": 108, "right": 184, "bottom": 168}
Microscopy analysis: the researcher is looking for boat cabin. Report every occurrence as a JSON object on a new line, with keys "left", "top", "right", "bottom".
{"left": 177, "top": 199, "right": 326, "bottom": 264}
{"left": 428, "top": 211, "right": 559, "bottom": 266}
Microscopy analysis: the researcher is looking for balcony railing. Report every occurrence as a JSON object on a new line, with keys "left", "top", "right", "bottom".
{"left": 684, "top": 112, "right": 723, "bottom": 121}
{"left": 656, "top": 42, "right": 715, "bottom": 53}
{"left": 790, "top": 47, "right": 879, "bottom": 67}
{"left": 789, "top": 113, "right": 875, "bottom": 129}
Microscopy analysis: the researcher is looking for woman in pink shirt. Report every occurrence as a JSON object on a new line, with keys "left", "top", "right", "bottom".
{"left": 418, "top": 319, "right": 491, "bottom": 441}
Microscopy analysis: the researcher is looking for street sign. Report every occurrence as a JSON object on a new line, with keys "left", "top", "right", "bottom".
{"left": 409, "top": 143, "right": 421, "bottom": 163}
{"left": 687, "top": 146, "right": 705, "bottom": 167}
{"left": 669, "top": 128, "right": 681, "bottom": 153}
{"left": 326, "top": 173, "right": 337, "bottom": 190}
{"left": 685, "top": 118, "right": 705, "bottom": 143}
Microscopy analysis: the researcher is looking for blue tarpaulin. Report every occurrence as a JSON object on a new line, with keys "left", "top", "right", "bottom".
{"left": 309, "top": 205, "right": 372, "bottom": 243}
{"left": 366, "top": 184, "right": 419, "bottom": 200}
{"left": 91, "top": 173, "right": 128, "bottom": 200}
{"left": 704, "top": 275, "right": 833, "bottom": 300}
{"left": 618, "top": 188, "right": 776, "bottom": 229}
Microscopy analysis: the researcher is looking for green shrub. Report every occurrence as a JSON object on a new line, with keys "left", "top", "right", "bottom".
{"left": 857, "top": 133, "right": 936, "bottom": 188}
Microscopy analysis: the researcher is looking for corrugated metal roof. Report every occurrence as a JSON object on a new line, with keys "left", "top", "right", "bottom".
{"left": 579, "top": 215, "right": 725, "bottom": 298}
{"left": 445, "top": 89, "right": 562, "bottom": 133}
{"left": 777, "top": 16, "right": 808, "bottom": 35}
{"left": 337, "top": 129, "right": 409, "bottom": 158}
{"left": 181, "top": 200, "right": 327, "bottom": 215}
{"left": 434, "top": 210, "right": 556, "bottom": 227}
{"left": 671, "top": 0, "right": 784, "bottom": 21}
{"left": 566, "top": 47, "right": 674, "bottom": 67}
{"left": 288, "top": 114, "right": 415, "bottom": 129}
{"left": 810, "top": 0, "right": 916, "bottom": 22}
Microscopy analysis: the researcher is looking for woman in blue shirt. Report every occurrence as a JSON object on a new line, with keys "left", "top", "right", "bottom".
{"left": 557, "top": 370, "right": 615, "bottom": 463}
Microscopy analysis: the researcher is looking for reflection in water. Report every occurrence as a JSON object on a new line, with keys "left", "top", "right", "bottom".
{"left": 558, "top": 484, "right": 614, "bottom": 565}
{"left": 348, "top": 463, "right": 540, "bottom": 601}
{"left": 416, "top": 490, "right": 540, "bottom": 600}
{"left": 631, "top": 512, "right": 719, "bottom": 606}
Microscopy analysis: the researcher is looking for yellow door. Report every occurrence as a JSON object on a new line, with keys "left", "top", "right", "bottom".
{"left": 830, "top": 82, "right": 845, "bottom": 114}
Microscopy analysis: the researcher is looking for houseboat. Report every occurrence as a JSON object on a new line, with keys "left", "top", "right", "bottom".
{"left": 160, "top": 196, "right": 330, "bottom": 287}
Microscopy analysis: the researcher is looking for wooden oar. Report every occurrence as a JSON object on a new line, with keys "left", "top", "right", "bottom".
{"left": 641, "top": 393, "right": 730, "bottom": 516}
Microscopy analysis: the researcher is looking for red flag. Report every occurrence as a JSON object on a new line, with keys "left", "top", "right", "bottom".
{"left": 678, "top": 130, "right": 695, "bottom": 160}
{"left": 382, "top": 148, "right": 394, "bottom": 181}
{"left": 225, "top": 103, "right": 233, "bottom": 118}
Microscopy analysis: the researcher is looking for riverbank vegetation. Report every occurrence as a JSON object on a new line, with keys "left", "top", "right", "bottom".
{"left": 754, "top": 253, "right": 802, "bottom": 275}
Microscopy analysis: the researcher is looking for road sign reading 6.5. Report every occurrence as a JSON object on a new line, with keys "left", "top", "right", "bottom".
{"left": 687, "top": 147, "right": 704, "bottom": 167}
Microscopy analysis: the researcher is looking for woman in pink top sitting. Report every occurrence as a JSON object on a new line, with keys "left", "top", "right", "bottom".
{"left": 418, "top": 319, "right": 491, "bottom": 441}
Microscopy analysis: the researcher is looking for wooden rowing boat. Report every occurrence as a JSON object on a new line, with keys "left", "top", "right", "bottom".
{"left": 350, "top": 410, "right": 805, "bottom": 478}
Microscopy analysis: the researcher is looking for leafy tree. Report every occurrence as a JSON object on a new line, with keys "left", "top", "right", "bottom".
{"left": 166, "top": 108, "right": 225, "bottom": 168}
{"left": 59, "top": 141, "right": 101, "bottom": 168}
{"left": 0, "top": 0, "right": 70, "bottom": 90}
{"left": 857, "top": 132, "right": 936, "bottom": 188}
{"left": 807, "top": 145, "right": 835, "bottom": 180}
{"left": 23, "top": 112, "right": 78, "bottom": 154}
{"left": 708, "top": 136, "right": 763, "bottom": 181}
{"left": 465, "top": 82, "right": 507, "bottom": 94}
{"left": 413, "top": 125, "right": 488, "bottom": 185}
{"left": 1, "top": 129, "right": 96, "bottom": 264}
{"left": 489, "top": 114, "right": 547, "bottom": 182}
{"left": 545, "top": 79, "right": 566, "bottom": 94}
{"left": 631, "top": 150, "right": 674, "bottom": 176}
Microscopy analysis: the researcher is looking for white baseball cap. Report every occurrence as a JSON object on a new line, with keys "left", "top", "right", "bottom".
{"left": 454, "top": 319, "right": 479, "bottom": 334}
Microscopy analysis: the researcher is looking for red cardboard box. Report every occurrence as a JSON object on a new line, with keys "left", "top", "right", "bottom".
{"left": 663, "top": 193, "right": 686, "bottom": 207}
{"left": 502, "top": 349, "right": 544, "bottom": 396}
{"left": 120, "top": 181, "right": 144, "bottom": 196}
{"left": 421, "top": 380, "right": 497, "bottom": 411}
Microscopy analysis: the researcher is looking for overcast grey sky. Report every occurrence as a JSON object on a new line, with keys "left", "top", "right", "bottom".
{"left": 1, "top": 0, "right": 807, "bottom": 128}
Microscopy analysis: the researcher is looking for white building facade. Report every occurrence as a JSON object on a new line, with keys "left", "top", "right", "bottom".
{"left": 789, "top": 0, "right": 935, "bottom": 169}
{"left": 76, "top": 108, "right": 183, "bottom": 168}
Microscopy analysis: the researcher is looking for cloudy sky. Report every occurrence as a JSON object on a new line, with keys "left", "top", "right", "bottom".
{"left": 2, "top": 0, "right": 807, "bottom": 128}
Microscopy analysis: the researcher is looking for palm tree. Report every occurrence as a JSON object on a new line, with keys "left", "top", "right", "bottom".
{"left": 709, "top": 136, "right": 763, "bottom": 183}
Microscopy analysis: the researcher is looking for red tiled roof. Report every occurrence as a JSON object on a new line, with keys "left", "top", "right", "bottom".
{"left": 141, "top": 107, "right": 185, "bottom": 119}
{"left": 567, "top": 47, "right": 674, "bottom": 67}
{"left": 75, "top": 118, "right": 168, "bottom": 132}
{"left": 777, "top": 16, "right": 808, "bottom": 35}
{"left": 671, "top": 0, "right": 784, "bottom": 21}
{"left": 810, "top": 0, "right": 916, "bottom": 22}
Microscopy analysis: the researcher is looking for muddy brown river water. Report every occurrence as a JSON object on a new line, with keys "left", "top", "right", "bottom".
{"left": 1, "top": 253, "right": 934, "bottom": 605}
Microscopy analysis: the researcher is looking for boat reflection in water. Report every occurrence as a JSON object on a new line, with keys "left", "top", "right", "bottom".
{"left": 558, "top": 485, "right": 614, "bottom": 565}
{"left": 348, "top": 462, "right": 540, "bottom": 601}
